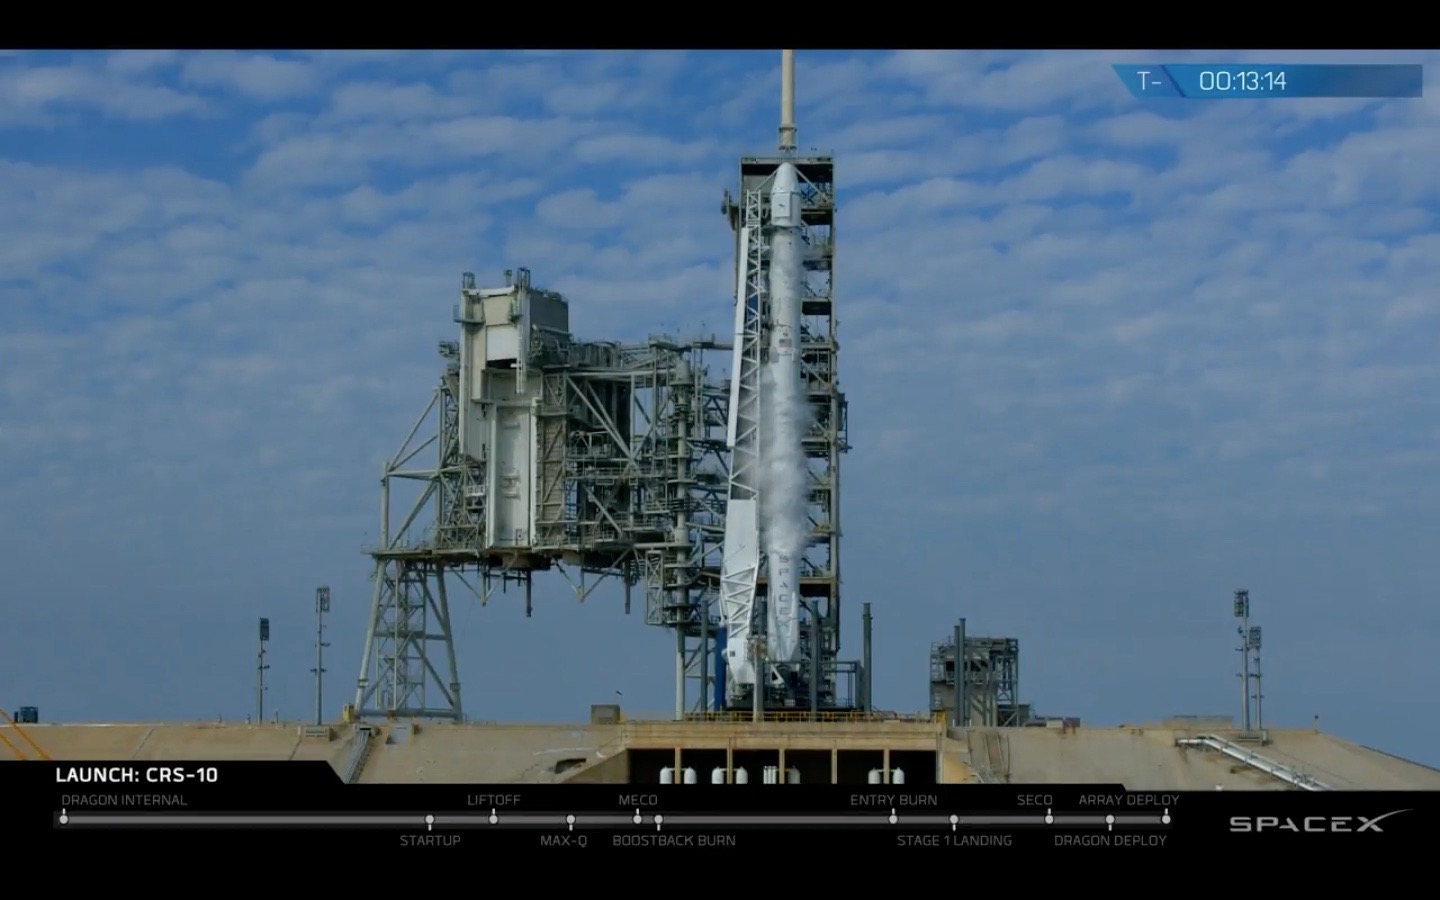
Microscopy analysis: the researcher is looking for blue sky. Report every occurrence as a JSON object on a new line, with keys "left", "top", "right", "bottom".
{"left": 3, "top": 49, "right": 1439, "bottom": 766}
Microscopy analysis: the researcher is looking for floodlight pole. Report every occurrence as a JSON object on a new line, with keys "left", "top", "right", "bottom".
{"left": 257, "top": 617, "right": 270, "bottom": 724}
{"left": 313, "top": 586, "right": 331, "bottom": 726}
{"left": 1233, "top": 590, "right": 1252, "bottom": 733}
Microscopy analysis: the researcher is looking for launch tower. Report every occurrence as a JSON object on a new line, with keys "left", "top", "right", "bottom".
{"left": 352, "top": 268, "right": 732, "bottom": 721}
{"left": 352, "top": 51, "right": 858, "bottom": 724}
{"left": 718, "top": 50, "right": 856, "bottom": 715}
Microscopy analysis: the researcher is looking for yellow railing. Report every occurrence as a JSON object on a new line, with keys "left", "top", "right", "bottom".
{"left": 0, "top": 729, "right": 26, "bottom": 760}
{"left": 669, "top": 710, "right": 930, "bottom": 724}
{"left": 0, "top": 708, "right": 50, "bottom": 761}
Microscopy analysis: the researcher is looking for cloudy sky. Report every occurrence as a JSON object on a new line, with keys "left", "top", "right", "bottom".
{"left": 2, "top": 49, "right": 1438, "bottom": 766}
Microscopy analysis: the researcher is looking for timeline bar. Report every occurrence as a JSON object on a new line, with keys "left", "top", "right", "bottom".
{"left": 56, "top": 809, "right": 1172, "bottom": 830}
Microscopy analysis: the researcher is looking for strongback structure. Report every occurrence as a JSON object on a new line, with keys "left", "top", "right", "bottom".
{"left": 717, "top": 49, "right": 855, "bottom": 715}
{"left": 929, "top": 620, "right": 1025, "bottom": 727}
{"left": 353, "top": 267, "right": 732, "bottom": 720}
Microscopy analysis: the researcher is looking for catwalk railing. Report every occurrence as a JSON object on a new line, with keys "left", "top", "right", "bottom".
{"left": 1176, "top": 734, "right": 1333, "bottom": 791}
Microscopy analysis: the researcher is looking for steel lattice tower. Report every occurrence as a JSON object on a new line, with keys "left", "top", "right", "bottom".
{"left": 719, "top": 151, "right": 851, "bottom": 713}
{"left": 353, "top": 268, "right": 732, "bottom": 721}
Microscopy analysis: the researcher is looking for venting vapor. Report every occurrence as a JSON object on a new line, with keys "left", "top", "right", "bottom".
{"left": 760, "top": 161, "right": 808, "bottom": 664}
{"left": 718, "top": 49, "right": 810, "bottom": 694}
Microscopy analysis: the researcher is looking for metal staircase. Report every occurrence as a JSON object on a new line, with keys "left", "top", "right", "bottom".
{"left": 1177, "top": 734, "right": 1332, "bottom": 790}
{"left": 341, "top": 724, "right": 376, "bottom": 784}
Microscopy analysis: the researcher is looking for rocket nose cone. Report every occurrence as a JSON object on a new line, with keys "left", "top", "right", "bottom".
{"left": 770, "top": 162, "right": 802, "bottom": 227}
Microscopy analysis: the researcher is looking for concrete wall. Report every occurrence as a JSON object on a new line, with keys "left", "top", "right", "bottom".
{"left": 988, "top": 727, "right": 1280, "bottom": 790}
{"left": 9, "top": 720, "right": 1436, "bottom": 789}
{"left": 358, "top": 723, "right": 622, "bottom": 784}
{"left": 4, "top": 724, "right": 155, "bottom": 759}
{"left": 2, "top": 723, "right": 357, "bottom": 772}
{"left": 1259, "top": 731, "right": 1440, "bottom": 790}
{"left": 940, "top": 726, "right": 1440, "bottom": 790}
{"left": 558, "top": 750, "right": 629, "bottom": 784}
{"left": 940, "top": 751, "right": 978, "bottom": 783}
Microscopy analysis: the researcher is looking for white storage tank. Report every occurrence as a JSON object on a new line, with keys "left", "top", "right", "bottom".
{"left": 683, "top": 767, "right": 698, "bottom": 784}
{"left": 735, "top": 767, "right": 749, "bottom": 784}
{"left": 712, "top": 767, "right": 726, "bottom": 784}
{"left": 763, "top": 765, "right": 778, "bottom": 784}
{"left": 892, "top": 767, "right": 905, "bottom": 785}
{"left": 660, "top": 767, "right": 675, "bottom": 784}
{"left": 868, "top": 768, "right": 883, "bottom": 784}
{"left": 786, "top": 767, "right": 801, "bottom": 784}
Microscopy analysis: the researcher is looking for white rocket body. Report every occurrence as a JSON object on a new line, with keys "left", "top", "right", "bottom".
{"left": 762, "top": 161, "right": 805, "bottom": 665}
{"left": 768, "top": 162, "right": 803, "bottom": 358}
{"left": 719, "top": 51, "right": 809, "bottom": 698}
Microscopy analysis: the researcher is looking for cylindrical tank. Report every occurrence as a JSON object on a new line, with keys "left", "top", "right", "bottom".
{"left": 683, "top": 767, "right": 697, "bottom": 784}
{"left": 711, "top": 767, "right": 726, "bottom": 784}
{"left": 660, "top": 767, "right": 675, "bottom": 784}
{"left": 892, "top": 767, "right": 905, "bottom": 785}
{"left": 763, "top": 765, "right": 778, "bottom": 784}
{"left": 868, "top": 768, "right": 883, "bottom": 784}
{"left": 786, "top": 767, "right": 801, "bottom": 784}
{"left": 734, "top": 767, "right": 749, "bottom": 784}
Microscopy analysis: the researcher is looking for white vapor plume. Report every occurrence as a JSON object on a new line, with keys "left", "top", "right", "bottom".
{"left": 760, "top": 360, "right": 810, "bottom": 663}
{"left": 759, "top": 164, "right": 810, "bottom": 665}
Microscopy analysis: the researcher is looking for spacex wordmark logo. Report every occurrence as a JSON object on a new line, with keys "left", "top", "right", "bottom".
{"left": 1229, "top": 810, "right": 1411, "bottom": 833}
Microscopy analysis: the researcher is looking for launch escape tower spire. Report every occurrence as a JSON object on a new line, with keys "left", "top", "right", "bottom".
{"left": 719, "top": 49, "right": 854, "bottom": 717}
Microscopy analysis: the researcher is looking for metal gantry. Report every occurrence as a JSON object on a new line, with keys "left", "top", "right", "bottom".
{"left": 930, "top": 620, "right": 1024, "bottom": 728}
{"left": 352, "top": 268, "right": 733, "bottom": 721}
{"left": 719, "top": 154, "right": 852, "bottom": 714}
{"left": 352, "top": 52, "right": 852, "bottom": 723}
{"left": 353, "top": 169, "right": 849, "bottom": 722}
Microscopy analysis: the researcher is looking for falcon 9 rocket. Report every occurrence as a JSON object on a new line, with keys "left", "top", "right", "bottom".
{"left": 760, "top": 160, "right": 807, "bottom": 665}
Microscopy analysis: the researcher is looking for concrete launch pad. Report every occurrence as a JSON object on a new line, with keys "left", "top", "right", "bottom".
{"left": 9, "top": 719, "right": 1438, "bottom": 791}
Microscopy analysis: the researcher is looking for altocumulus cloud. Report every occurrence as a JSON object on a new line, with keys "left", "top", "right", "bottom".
{"left": 2, "top": 49, "right": 1439, "bottom": 764}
